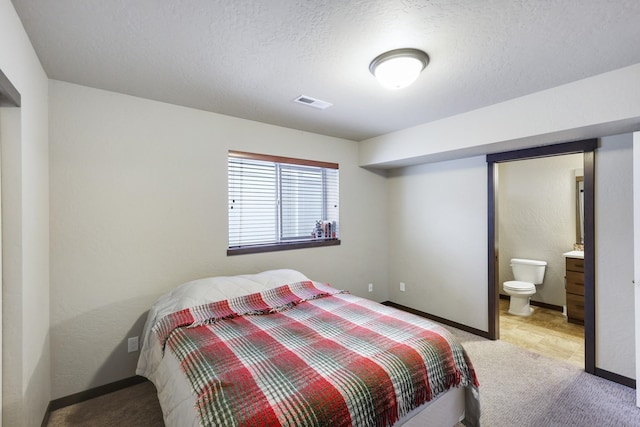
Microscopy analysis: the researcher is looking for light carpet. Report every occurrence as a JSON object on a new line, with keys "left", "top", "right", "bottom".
{"left": 47, "top": 327, "right": 640, "bottom": 426}
{"left": 452, "top": 328, "right": 640, "bottom": 427}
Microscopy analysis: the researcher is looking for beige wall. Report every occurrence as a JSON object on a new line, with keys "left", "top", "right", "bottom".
{"left": 498, "top": 154, "right": 584, "bottom": 307}
{"left": 0, "top": 0, "right": 51, "bottom": 425}
{"left": 48, "top": 80, "right": 389, "bottom": 399}
{"left": 387, "top": 156, "right": 488, "bottom": 331}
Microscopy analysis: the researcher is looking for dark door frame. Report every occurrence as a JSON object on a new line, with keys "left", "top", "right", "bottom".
{"left": 487, "top": 138, "right": 597, "bottom": 374}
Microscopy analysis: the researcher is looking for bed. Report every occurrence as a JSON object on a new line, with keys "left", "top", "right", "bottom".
{"left": 136, "top": 269, "right": 479, "bottom": 427}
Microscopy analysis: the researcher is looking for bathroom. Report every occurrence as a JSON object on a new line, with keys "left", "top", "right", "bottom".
{"left": 497, "top": 152, "right": 585, "bottom": 367}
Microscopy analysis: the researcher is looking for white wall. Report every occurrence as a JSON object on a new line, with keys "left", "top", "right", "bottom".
{"left": 10, "top": 2, "right": 634, "bottom": 408}
{"left": 0, "top": 1, "right": 50, "bottom": 426}
{"left": 633, "top": 131, "right": 640, "bottom": 405}
{"left": 498, "top": 154, "right": 584, "bottom": 307}
{"left": 386, "top": 136, "right": 635, "bottom": 380}
{"left": 48, "top": 80, "right": 389, "bottom": 399}
{"left": 596, "top": 134, "right": 634, "bottom": 379}
{"left": 360, "top": 64, "right": 640, "bottom": 168}
{"left": 387, "top": 156, "right": 487, "bottom": 331}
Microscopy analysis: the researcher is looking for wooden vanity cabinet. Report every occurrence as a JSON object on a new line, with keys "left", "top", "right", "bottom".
{"left": 565, "top": 257, "right": 584, "bottom": 325}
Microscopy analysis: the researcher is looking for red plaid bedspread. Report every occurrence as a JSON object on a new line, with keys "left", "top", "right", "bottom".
{"left": 154, "top": 281, "right": 479, "bottom": 427}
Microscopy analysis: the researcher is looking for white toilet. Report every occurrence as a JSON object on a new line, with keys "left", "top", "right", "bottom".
{"left": 503, "top": 258, "right": 547, "bottom": 316}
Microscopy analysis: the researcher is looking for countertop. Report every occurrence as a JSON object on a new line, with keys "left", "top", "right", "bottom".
{"left": 563, "top": 250, "right": 584, "bottom": 259}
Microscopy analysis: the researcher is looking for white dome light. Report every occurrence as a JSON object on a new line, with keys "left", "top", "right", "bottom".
{"left": 369, "top": 48, "right": 429, "bottom": 90}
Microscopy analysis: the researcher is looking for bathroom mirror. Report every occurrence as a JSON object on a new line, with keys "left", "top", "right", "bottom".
{"left": 576, "top": 176, "right": 584, "bottom": 244}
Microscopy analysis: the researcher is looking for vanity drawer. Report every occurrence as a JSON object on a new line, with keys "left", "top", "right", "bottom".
{"left": 566, "top": 293, "right": 585, "bottom": 322}
{"left": 565, "top": 271, "right": 584, "bottom": 295}
{"left": 566, "top": 257, "right": 584, "bottom": 273}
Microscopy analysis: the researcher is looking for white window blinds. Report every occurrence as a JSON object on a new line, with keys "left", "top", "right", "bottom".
{"left": 228, "top": 151, "right": 339, "bottom": 251}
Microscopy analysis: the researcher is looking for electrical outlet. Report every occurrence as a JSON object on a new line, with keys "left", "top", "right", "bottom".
{"left": 400, "top": 282, "right": 406, "bottom": 292}
{"left": 127, "top": 336, "right": 139, "bottom": 353}
{"left": 368, "top": 283, "right": 373, "bottom": 292}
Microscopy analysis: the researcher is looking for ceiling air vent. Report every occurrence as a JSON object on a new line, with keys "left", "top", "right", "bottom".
{"left": 293, "top": 95, "right": 333, "bottom": 110}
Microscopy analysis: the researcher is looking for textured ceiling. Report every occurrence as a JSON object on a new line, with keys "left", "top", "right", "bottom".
{"left": 11, "top": 0, "right": 640, "bottom": 141}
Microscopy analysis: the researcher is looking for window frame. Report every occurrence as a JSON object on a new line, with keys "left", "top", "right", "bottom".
{"left": 227, "top": 150, "right": 340, "bottom": 256}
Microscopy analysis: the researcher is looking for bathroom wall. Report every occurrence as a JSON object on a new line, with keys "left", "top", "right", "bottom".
{"left": 498, "top": 154, "right": 584, "bottom": 307}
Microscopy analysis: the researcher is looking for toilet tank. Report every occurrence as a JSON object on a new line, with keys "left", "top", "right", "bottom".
{"left": 510, "top": 258, "right": 547, "bottom": 284}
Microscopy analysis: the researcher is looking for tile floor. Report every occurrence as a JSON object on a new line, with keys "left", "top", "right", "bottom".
{"left": 499, "top": 298, "right": 585, "bottom": 368}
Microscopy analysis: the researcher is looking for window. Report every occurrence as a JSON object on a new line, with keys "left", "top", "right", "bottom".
{"left": 228, "top": 151, "right": 339, "bottom": 255}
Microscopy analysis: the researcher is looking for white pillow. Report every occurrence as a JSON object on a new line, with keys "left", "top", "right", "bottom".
{"left": 147, "top": 269, "right": 310, "bottom": 327}
{"left": 137, "top": 269, "right": 311, "bottom": 379}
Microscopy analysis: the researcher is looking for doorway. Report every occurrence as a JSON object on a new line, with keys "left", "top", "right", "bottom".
{"left": 496, "top": 154, "right": 585, "bottom": 367}
{"left": 487, "top": 139, "right": 597, "bottom": 374}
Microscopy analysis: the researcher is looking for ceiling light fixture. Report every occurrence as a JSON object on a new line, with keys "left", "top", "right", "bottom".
{"left": 369, "top": 48, "right": 429, "bottom": 90}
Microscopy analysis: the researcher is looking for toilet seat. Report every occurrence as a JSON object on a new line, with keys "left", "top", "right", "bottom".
{"left": 504, "top": 280, "right": 535, "bottom": 294}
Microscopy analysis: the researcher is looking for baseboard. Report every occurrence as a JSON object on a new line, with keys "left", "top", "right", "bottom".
{"left": 499, "top": 293, "right": 564, "bottom": 312}
{"left": 594, "top": 368, "right": 636, "bottom": 389}
{"left": 385, "top": 301, "right": 635, "bottom": 392}
{"left": 382, "top": 301, "right": 490, "bottom": 339}
{"left": 42, "top": 375, "right": 148, "bottom": 426}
